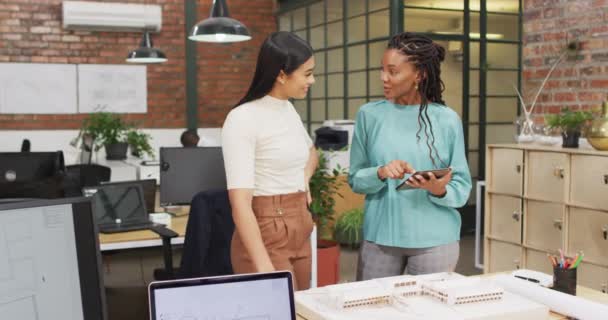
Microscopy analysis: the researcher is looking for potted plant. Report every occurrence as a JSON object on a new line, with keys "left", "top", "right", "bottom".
{"left": 77, "top": 112, "right": 131, "bottom": 160}
{"left": 309, "top": 150, "right": 347, "bottom": 286}
{"left": 333, "top": 208, "right": 364, "bottom": 249}
{"left": 126, "top": 129, "right": 154, "bottom": 159}
{"left": 545, "top": 108, "right": 593, "bottom": 148}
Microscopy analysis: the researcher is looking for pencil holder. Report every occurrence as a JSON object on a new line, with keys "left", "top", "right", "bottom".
{"left": 553, "top": 266, "right": 577, "bottom": 295}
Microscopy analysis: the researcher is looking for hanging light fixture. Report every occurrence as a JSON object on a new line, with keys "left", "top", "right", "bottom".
{"left": 189, "top": 0, "right": 251, "bottom": 43}
{"left": 126, "top": 31, "right": 167, "bottom": 63}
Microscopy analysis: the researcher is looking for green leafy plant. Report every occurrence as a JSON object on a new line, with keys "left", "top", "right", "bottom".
{"left": 333, "top": 208, "right": 364, "bottom": 247}
{"left": 126, "top": 129, "right": 154, "bottom": 158}
{"left": 75, "top": 112, "right": 131, "bottom": 151}
{"left": 545, "top": 108, "right": 593, "bottom": 132}
{"left": 308, "top": 150, "right": 347, "bottom": 239}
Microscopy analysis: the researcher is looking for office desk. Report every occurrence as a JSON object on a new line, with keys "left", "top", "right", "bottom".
{"left": 99, "top": 215, "right": 188, "bottom": 251}
{"left": 295, "top": 274, "right": 608, "bottom": 320}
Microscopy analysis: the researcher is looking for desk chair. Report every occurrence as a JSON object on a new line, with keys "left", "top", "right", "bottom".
{"left": 0, "top": 175, "right": 65, "bottom": 199}
{"left": 20, "top": 139, "right": 31, "bottom": 152}
{"left": 63, "top": 164, "right": 111, "bottom": 196}
{"left": 154, "top": 189, "right": 234, "bottom": 280}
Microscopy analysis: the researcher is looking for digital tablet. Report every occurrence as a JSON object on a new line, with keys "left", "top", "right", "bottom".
{"left": 395, "top": 168, "right": 452, "bottom": 191}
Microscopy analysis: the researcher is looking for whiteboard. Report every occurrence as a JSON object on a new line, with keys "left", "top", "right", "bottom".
{"left": 77, "top": 64, "right": 147, "bottom": 113}
{"left": 0, "top": 63, "right": 78, "bottom": 114}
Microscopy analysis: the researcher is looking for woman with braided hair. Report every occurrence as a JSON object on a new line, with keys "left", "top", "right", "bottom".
{"left": 348, "top": 32, "right": 472, "bottom": 280}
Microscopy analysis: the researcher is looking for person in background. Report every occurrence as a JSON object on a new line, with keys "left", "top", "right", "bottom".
{"left": 180, "top": 129, "right": 200, "bottom": 147}
{"left": 349, "top": 32, "right": 472, "bottom": 280}
{"left": 221, "top": 32, "right": 317, "bottom": 290}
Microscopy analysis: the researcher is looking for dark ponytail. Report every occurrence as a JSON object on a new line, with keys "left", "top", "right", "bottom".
{"left": 235, "top": 31, "right": 313, "bottom": 108}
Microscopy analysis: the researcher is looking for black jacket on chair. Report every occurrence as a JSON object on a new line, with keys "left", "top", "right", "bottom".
{"left": 179, "top": 189, "right": 235, "bottom": 278}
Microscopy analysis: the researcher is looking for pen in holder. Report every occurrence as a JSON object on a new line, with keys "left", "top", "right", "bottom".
{"left": 553, "top": 265, "right": 577, "bottom": 295}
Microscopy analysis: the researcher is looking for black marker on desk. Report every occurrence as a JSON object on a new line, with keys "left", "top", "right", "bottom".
{"left": 514, "top": 275, "right": 540, "bottom": 283}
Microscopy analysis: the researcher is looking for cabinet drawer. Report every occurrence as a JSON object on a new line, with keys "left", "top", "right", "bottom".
{"left": 489, "top": 148, "right": 523, "bottom": 196}
{"left": 524, "top": 248, "right": 553, "bottom": 275}
{"left": 524, "top": 200, "right": 564, "bottom": 251}
{"left": 577, "top": 262, "right": 608, "bottom": 293}
{"left": 488, "top": 240, "right": 522, "bottom": 273}
{"left": 488, "top": 194, "right": 522, "bottom": 243}
{"left": 525, "top": 151, "right": 569, "bottom": 202}
{"left": 568, "top": 207, "right": 608, "bottom": 265}
{"left": 570, "top": 155, "right": 608, "bottom": 210}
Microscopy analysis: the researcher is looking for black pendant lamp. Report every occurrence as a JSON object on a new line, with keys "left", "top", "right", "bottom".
{"left": 189, "top": 0, "right": 251, "bottom": 43}
{"left": 126, "top": 31, "right": 167, "bottom": 64}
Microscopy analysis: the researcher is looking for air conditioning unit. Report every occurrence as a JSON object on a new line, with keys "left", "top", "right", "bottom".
{"left": 62, "top": 1, "right": 162, "bottom": 32}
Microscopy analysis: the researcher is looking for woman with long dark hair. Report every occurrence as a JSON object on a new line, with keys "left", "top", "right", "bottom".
{"left": 221, "top": 32, "right": 317, "bottom": 290}
{"left": 349, "top": 32, "right": 472, "bottom": 280}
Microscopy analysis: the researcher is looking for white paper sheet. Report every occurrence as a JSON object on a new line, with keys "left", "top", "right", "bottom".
{"left": 490, "top": 274, "right": 608, "bottom": 320}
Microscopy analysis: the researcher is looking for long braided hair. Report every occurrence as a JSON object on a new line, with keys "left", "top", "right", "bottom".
{"left": 388, "top": 32, "right": 447, "bottom": 168}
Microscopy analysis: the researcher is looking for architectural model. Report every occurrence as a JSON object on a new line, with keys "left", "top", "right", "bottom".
{"left": 296, "top": 273, "right": 549, "bottom": 320}
{"left": 325, "top": 273, "right": 503, "bottom": 310}
{"left": 421, "top": 278, "right": 504, "bottom": 305}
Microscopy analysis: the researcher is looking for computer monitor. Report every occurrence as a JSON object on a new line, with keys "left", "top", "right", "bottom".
{"left": 0, "top": 197, "right": 106, "bottom": 320}
{"left": 148, "top": 271, "right": 295, "bottom": 320}
{"left": 101, "top": 179, "right": 157, "bottom": 214}
{"left": 159, "top": 147, "right": 227, "bottom": 206}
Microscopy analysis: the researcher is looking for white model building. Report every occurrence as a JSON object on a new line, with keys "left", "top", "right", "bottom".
{"left": 422, "top": 278, "right": 504, "bottom": 305}
{"left": 326, "top": 273, "right": 503, "bottom": 310}
{"left": 325, "top": 281, "right": 392, "bottom": 309}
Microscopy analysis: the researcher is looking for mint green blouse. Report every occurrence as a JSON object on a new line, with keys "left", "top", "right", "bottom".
{"left": 348, "top": 100, "right": 472, "bottom": 248}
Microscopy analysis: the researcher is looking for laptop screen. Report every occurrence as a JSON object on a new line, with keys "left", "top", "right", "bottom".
{"left": 84, "top": 183, "right": 147, "bottom": 225}
{"left": 149, "top": 272, "right": 295, "bottom": 320}
{"left": 101, "top": 179, "right": 157, "bottom": 214}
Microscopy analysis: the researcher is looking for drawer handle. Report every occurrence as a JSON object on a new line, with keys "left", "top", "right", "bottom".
{"left": 512, "top": 211, "right": 521, "bottom": 222}
{"left": 553, "top": 219, "right": 563, "bottom": 231}
{"left": 602, "top": 284, "right": 607, "bottom": 294}
{"left": 604, "top": 174, "right": 608, "bottom": 185}
{"left": 553, "top": 167, "right": 565, "bottom": 179}
{"left": 514, "top": 259, "right": 520, "bottom": 269}
{"left": 603, "top": 226, "right": 608, "bottom": 240}
{"left": 516, "top": 165, "right": 522, "bottom": 173}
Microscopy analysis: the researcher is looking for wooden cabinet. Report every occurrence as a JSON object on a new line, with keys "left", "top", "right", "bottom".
{"left": 488, "top": 148, "right": 523, "bottom": 196}
{"left": 525, "top": 151, "right": 569, "bottom": 202}
{"left": 567, "top": 207, "right": 608, "bottom": 266}
{"left": 578, "top": 262, "right": 608, "bottom": 293}
{"left": 485, "top": 144, "right": 608, "bottom": 295}
{"left": 487, "top": 239, "right": 522, "bottom": 273}
{"left": 570, "top": 155, "right": 608, "bottom": 210}
{"left": 524, "top": 248, "right": 553, "bottom": 275}
{"left": 488, "top": 195, "right": 522, "bottom": 243}
{"left": 523, "top": 200, "right": 563, "bottom": 251}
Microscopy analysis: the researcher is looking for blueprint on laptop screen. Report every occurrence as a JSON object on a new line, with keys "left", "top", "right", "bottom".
{"left": 0, "top": 204, "right": 84, "bottom": 320}
{"left": 154, "top": 278, "right": 292, "bottom": 320}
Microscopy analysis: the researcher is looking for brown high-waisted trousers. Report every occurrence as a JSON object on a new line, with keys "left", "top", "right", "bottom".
{"left": 231, "top": 191, "right": 314, "bottom": 290}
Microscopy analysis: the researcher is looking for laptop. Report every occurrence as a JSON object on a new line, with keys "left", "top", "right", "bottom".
{"left": 148, "top": 271, "right": 296, "bottom": 320}
{"left": 83, "top": 183, "right": 156, "bottom": 234}
{"left": 101, "top": 179, "right": 158, "bottom": 214}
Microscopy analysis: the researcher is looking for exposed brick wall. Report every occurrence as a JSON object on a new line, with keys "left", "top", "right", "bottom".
{"left": 0, "top": 0, "right": 276, "bottom": 129}
{"left": 196, "top": 0, "right": 277, "bottom": 127}
{"left": 523, "top": 0, "right": 608, "bottom": 115}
